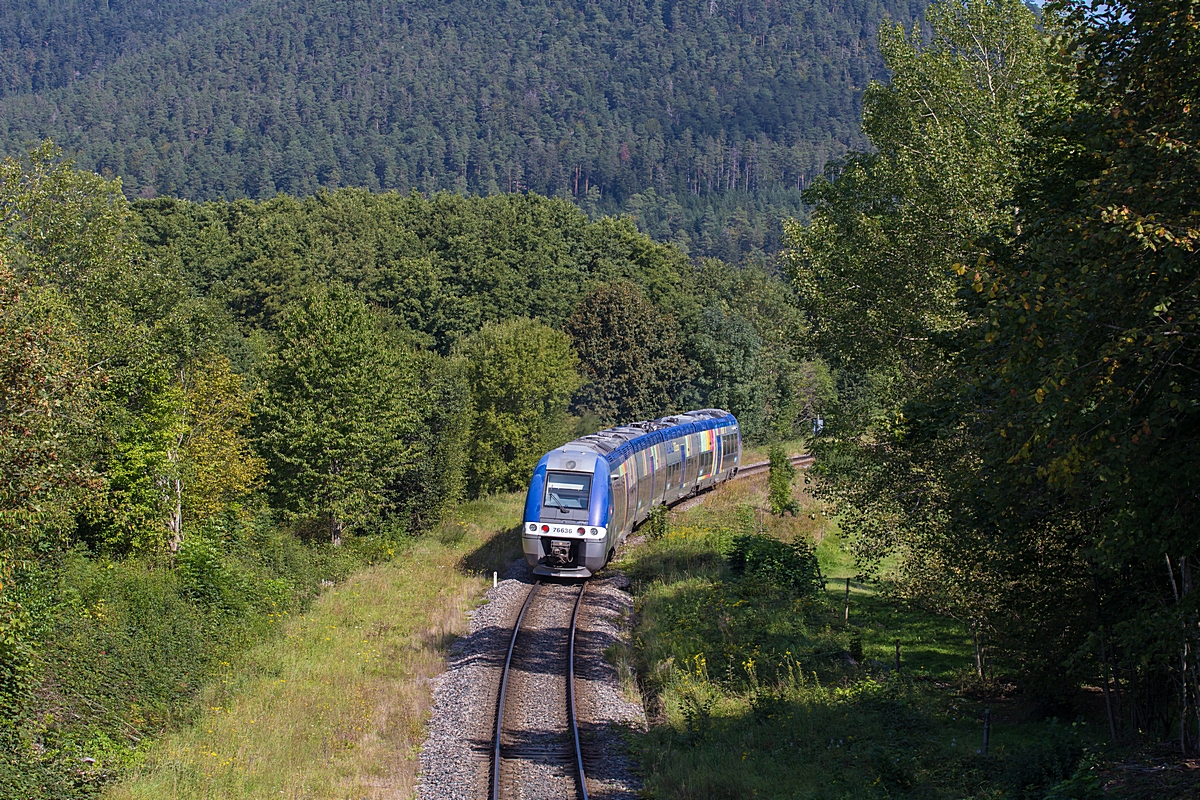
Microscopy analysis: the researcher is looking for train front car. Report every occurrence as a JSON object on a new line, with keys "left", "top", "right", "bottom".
{"left": 522, "top": 448, "right": 611, "bottom": 577}
{"left": 522, "top": 409, "right": 741, "bottom": 578}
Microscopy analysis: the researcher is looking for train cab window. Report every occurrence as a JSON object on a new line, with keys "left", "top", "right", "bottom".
{"left": 544, "top": 472, "right": 592, "bottom": 511}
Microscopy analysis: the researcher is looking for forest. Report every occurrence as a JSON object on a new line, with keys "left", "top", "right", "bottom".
{"left": 0, "top": 0, "right": 1196, "bottom": 795}
{"left": 0, "top": 139, "right": 822, "bottom": 795}
{"left": 790, "top": 0, "right": 1199, "bottom": 762}
{"left": 0, "top": 0, "right": 926, "bottom": 263}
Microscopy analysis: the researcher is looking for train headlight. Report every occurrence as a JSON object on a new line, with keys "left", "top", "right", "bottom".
{"left": 528, "top": 523, "right": 537, "bottom": 532}
{"left": 589, "top": 528, "right": 598, "bottom": 536}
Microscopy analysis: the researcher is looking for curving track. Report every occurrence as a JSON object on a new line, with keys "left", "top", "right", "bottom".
{"left": 672, "top": 453, "right": 812, "bottom": 512}
{"left": 487, "top": 452, "right": 811, "bottom": 799}
{"left": 492, "top": 580, "right": 589, "bottom": 800}
{"left": 733, "top": 452, "right": 815, "bottom": 478}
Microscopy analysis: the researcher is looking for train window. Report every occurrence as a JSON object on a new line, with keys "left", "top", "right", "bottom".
{"left": 544, "top": 472, "right": 592, "bottom": 511}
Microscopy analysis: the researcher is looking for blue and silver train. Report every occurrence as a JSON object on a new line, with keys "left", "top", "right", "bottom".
{"left": 522, "top": 409, "right": 742, "bottom": 577}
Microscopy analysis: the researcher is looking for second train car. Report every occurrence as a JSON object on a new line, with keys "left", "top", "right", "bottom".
{"left": 522, "top": 408, "right": 741, "bottom": 577}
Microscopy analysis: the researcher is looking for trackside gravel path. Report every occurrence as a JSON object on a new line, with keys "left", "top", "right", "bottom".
{"left": 416, "top": 562, "right": 643, "bottom": 800}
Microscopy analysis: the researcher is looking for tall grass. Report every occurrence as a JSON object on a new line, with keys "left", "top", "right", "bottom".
{"left": 2, "top": 514, "right": 392, "bottom": 798}
{"left": 621, "top": 474, "right": 1102, "bottom": 799}
{"left": 104, "top": 494, "right": 524, "bottom": 800}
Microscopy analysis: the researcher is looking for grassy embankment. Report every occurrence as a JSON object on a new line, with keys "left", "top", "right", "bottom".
{"left": 618, "top": 457, "right": 1107, "bottom": 799}
{"left": 740, "top": 438, "right": 803, "bottom": 465}
{"left": 105, "top": 496, "right": 525, "bottom": 800}
{"left": 95, "top": 440, "right": 799, "bottom": 799}
{"left": 103, "top": 441, "right": 1109, "bottom": 800}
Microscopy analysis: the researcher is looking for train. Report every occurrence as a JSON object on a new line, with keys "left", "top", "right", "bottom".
{"left": 521, "top": 408, "right": 742, "bottom": 577}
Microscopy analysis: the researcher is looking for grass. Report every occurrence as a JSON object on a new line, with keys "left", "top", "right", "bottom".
{"left": 105, "top": 494, "right": 525, "bottom": 800}
{"left": 741, "top": 437, "right": 807, "bottom": 465}
{"left": 95, "top": 449, "right": 1113, "bottom": 799}
{"left": 2, "top": 515, "right": 410, "bottom": 800}
{"left": 618, "top": 469, "right": 1105, "bottom": 799}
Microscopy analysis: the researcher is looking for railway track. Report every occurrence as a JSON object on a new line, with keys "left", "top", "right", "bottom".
{"left": 486, "top": 452, "right": 810, "bottom": 799}
{"left": 671, "top": 453, "right": 812, "bottom": 512}
{"left": 734, "top": 452, "right": 814, "bottom": 478}
{"left": 491, "top": 580, "right": 589, "bottom": 800}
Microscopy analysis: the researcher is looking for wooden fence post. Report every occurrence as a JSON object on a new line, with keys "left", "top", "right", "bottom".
{"left": 982, "top": 708, "right": 991, "bottom": 756}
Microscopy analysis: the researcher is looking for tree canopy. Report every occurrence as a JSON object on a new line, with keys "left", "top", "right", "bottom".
{"left": 0, "top": 0, "right": 928, "bottom": 262}
{"left": 458, "top": 318, "right": 584, "bottom": 496}
{"left": 565, "top": 281, "right": 687, "bottom": 425}
{"left": 0, "top": 136, "right": 821, "bottom": 794}
{"left": 788, "top": 0, "right": 1200, "bottom": 748}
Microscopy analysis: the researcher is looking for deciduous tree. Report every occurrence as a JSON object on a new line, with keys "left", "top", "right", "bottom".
{"left": 165, "top": 355, "right": 265, "bottom": 549}
{"left": 458, "top": 318, "right": 583, "bottom": 495}
{"left": 565, "top": 282, "right": 686, "bottom": 425}
{"left": 964, "top": 0, "right": 1200, "bottom": 742}
{"left": 782, "top": 0, "right": 1070, "bottom": 693}
{"left": 257, "top": 284, "right": 418, "bottom": 544}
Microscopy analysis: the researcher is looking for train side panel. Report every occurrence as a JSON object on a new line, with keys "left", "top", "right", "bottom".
{"left": 522, "top": 411, "right": 741, "bottom": 577}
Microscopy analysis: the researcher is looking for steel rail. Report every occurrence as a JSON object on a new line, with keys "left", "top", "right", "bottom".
{"left": 734, "top": 453, "right": 814, "bottom": 479}
{"left": 568, "top": 581, "right": 589, "bottom": 800}
{"left": 490, "top": 580, "right": 590, "bottom": 800}
{"left": 669, "top": 454, "right": 812, "bottom": 513}
{"left": 491, "top": 580, "right": 539, "bottom": 800}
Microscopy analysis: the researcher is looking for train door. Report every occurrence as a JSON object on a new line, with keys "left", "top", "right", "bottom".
{"left": 684, "top": 433, "right": 699, "bottom": 489}
{"left": 654, "top": 443, "right": 668, "bottom": 505}
{"left": 626, "top": 461, "right": 638, "bottom": 530}
{"left": 679, "top": 438, "right": 689, "bottom": 497}
{"left": 678, "top": 439, "right": 688, "bottom": 492}
{"left": 637, "top": 450, "right": 651, "bottom": 518}
{"left": 665, "top": 439, "right": 682, "bottom": 502}
{"left": 712, "top": 428, "right": 722, "bottom": 483}
{"left": 611, "top": 468, "right": 627, "bottom": 541}
{"left": 697, "top": 428, "right": 715, "bottom": 487}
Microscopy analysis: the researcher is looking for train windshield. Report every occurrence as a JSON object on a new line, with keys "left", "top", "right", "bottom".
{"left": 544, "top": 472, "right": 592, "bottom": 511}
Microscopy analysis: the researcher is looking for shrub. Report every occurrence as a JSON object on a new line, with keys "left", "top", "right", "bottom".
{"left": 726, "top": 533, "right": 820, "bottom": 595}
{"left": 647, "top": 505, "right": 671, "bottom": 540}
{"left": 767, "top": 443, "right": 800, "bottom": 516}
{"left": 176, "top": 536, "right": 226, "bottom": 607}
{"left": 998, "top": 724, "right": 1091, "bottom": 799}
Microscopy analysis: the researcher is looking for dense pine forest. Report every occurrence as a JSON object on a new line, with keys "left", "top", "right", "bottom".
{"left": 0, "top": 0, "right": 925, "bottom": 261}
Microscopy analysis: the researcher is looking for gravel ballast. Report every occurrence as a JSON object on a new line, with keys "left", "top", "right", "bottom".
{"left": 573, "top": 573, "right": 646, "bottom": 799}
{"left": 416, "top": 561, "right": 644, "bottom": 800}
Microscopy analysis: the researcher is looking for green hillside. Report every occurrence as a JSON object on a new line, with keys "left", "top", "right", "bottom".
{"left": 0, "top": 0, "right": 925, "bottom": 260}
{"left": 0, "top": 0, "right": 246, "bottom": 95}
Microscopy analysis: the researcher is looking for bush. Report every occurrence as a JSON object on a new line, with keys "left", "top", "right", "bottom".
{"left": 998, "top": 724, "right": 1092, "bottom": 799}
{"left": 176, "top": 536, "right": 228, "bottom": 607}
{"left": 0, "top": 594, "right": 31, "bottom": 720}
{"left": 647, "top": 505, "right": 670, "bottom": 540}
{"left": 767, "top": 443, "right": 800, "bottom": 516}
{"left": 726, "top": 533, "right": 820, "bottom": 595}
{"left": 0, "top": 509, "right": 410, "bottom": 800}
